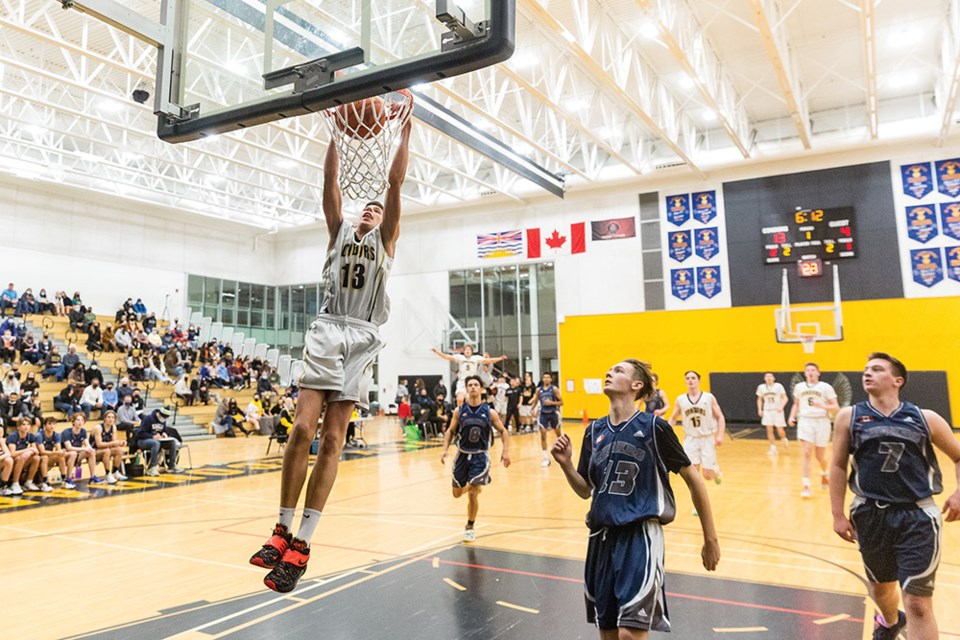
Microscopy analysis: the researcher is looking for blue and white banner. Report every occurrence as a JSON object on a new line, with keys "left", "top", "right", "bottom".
{"left": 905, "top": 205, "right": 938, "bottom": 243}
{"left": 947, "top": 246, "right": 960, "bottom": 283}
{"left": 936, "top": 159, "right": 960, "bottom": 197}
{"left": 941, "top": 202, "right": 960, "bottom": 241}
{"left": 668, "top": 230, "right": 692, "bottom": 262}
{"left": 901, "top": 162, "right": 933, "bottom": 200}
{"left": 696, "top": 265, "right": 722, "bottom": 299}
{"left": 665, "top": 194, "right": 691, "bottom": 226}
{"left": 691, "top": 191, "right": 717, "bottom": 224}
{"left": 694, "top": 227, "right": 720, "bottom": 260}
{"left": 910, "top": 248, "right": 943, "bottom": 288}
{"left": 670, "top": 268, "right": 695, "bottom": 300}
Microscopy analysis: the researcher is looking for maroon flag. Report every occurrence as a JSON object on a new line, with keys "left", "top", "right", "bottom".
{"left": 591, "top": 217, "right": 636, "bottom": 241}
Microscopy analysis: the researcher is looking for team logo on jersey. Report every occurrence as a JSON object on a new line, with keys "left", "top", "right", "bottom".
{"left": 905, "top": 206, "right": 938, "bottom": 243}
{"left": 901, "top": 162, "right": 933, "bottom": 199}
{"left": 692, "top": 190, "right": 717, "bottom": 224}
{"left": 666, "top": 194, "right": 690, "bottom": 226}
{"left": 936, "top": 158, "right": 960, "bottom": 197}
{"left": 911, "top": 248, "right": 944, "bottom": 287}
{"left": 670, "top": 268, "right": 695, "bottom": 300}
{"left": 946, "top": 246, "right": 960, "bottom": 282}
{"left": 668, "top": 230, "right": 692, "bottom": 262}
{"left": 940, "top": 202, "right": 960, "bottom": 240}
{"left": 696, "top": 266, "right": 722, "bottom": 299}
{"left": 694, "top": 227, "right": 720, "bottom": 260}
{"left": 634, "top": 430, "right": 645, "bottom": 439}
{"left": 596, "top": 434, "right": 605, "bottom": 444}
{"left": 856, "top": 415, "right": 874, "bottom": 423}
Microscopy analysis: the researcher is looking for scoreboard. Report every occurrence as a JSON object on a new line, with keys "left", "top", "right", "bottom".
{"left": 762, "top": 206, "right": 856, "bottom": 265}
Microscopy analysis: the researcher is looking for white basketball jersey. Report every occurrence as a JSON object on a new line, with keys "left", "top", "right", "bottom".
{"left": 454, "top": 354, "right": 484, "bottom": 380}
{"left": 319, "top": 224, "right": 393, "bottom": 326}
{"left": 793, "top": 381, "right": 837, "bottom": 419}
{"left": 756, "top": 383, "right": 787, "bottom": 411}
{"left": 676, "top": 392, "right": 717, "bottom": 436}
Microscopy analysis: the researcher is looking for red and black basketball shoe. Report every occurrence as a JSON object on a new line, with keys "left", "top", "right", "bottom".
{"left": 263, "top": 537, "right": 310, "bottom": 593}
{"left": 249, "top": 523, "right": 291, "bottom": 569}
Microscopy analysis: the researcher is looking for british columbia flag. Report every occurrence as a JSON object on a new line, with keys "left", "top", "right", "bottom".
{"left": 476, "top": 230, "right": 523, "bottom": 259}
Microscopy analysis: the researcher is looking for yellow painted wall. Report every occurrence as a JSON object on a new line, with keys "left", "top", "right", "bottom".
{"left": 559, "top": 296, "right": 960, "bottom": 423}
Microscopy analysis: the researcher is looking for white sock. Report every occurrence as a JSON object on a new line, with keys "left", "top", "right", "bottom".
{"left": 297, "top": 508, "right": 322, "bottom": 544}
{"left": 279, "top": 507, "right": 296, "bottom": 530}
{"left": 542, "top": 450, "right": 548, "bottom": 460}
{"left": 802, "top": 477, "right": 811, "bottom": 487}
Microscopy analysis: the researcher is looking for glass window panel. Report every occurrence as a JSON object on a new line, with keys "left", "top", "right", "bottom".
{"left": 187, "top": 274, "right": 204, "bottom": 308}
{"left": 237, "top": 282, "right": 252, "bottom": 308}
{"left": 203, "top": 305, "right": 218, "bottom": 321}
{"left": 266, "top": 286, "right": 276, "bottom": 311}
{"left": 221, "top": 307, "right": 234, "bottom": 324}
{"left": 203, "top": 277, "right": 220, "bottom": 305}
{"left": 536, "top": 263, "right": 556, "bottom": 336}
{"left": 251, "top": 310, "right": 263, "bottom": 327}
{"left": 237, "top": 309, "right": 249, "bottom": 326}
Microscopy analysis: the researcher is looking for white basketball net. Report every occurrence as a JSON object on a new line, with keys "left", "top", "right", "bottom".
{"left": 321, "top": 90, "right": 414, "bottom": 201}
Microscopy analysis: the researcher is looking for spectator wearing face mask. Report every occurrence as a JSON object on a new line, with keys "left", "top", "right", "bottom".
{"left": 101, "top": 381, "right": 118, "bottom": 413}
{"left": 116, "top": 395, "right": 141, "bottom": 432}
{"left": 80, "top": 379, "right": 104, "bottom": 419}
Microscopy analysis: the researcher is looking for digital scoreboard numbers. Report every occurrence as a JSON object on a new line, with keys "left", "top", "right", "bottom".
{"left": 762, "top": 206, "right": 856, "bottom": 266}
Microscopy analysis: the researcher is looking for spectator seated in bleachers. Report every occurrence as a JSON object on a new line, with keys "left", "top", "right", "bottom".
{"left": 132, "top": 298, "right": 147, "bottom": 320}
{"left": 214, "top": 398, "right": 250, "bottom": 437}
{"left": 245, "top": 394, "right": 263, "bottom": 434}
{"left": 15, "top": 288, "right": 38, "bottom": 316}
{"left": 101, "top": 323, "right": 116, "bottom": 352}
{"left": 116, "top": 394, "right": 140, "bottom": 433}
{"left": 134, "top": 406, "right": 182, "bottom": 475}
{"left": 0, "top": 330, "right": 16, "bottom": 363}
{"left": 35, "top": 417, "right": 76, "bottom": 489}
{"left": 144, "top": 311, "right": 157, "bottom": 333}
{"left": 2, "top": 368, "right": 20, "bottom": 397}
{"left": 0, "top": 391, "right": 24, "bottom": 431}
{"left": 80, "top": 379, "right": 104, "bottom": 420}
{"left": 114, "top": 325, "right": 132, "bottom": 351}
{"left": 54, "top": 384, "right": 84, "bottom": 420}
{"left": 86, "top": 321, "right": 102, "bottom": 352}
{"left": 21, "top": 372, "right": 38, "bottom": 397}
{"left": 164, "top": 347, "right": 183, "bottom": 379}
{"left": 0, "top": 436, "right": 14, "bottom": 495}
{"left": 81, "top": 307, "right": 96, "bottom": 333}
{"left": 54, "top": 290, "right": 70, "bottom": 316}
{"left": 276, "top": 397, "right": 294, "bottom": 444}
{"left": 126, "top": 350, "right": 145, "bottom": 382}
{"left": 130, "top": 388, "right": 145, "bottom": 414}
{"left": 62, "top": 344, "right": 80, "bottom": 373}
{"left": 23, "top": 393, "right": 43, "bottom": 430}
{"left": 5, "top": 418, "right": 41, "bottom": 493}
{"left": 36, "top": 289, "right": 55, "bottom": 315}
{"left": 0, "top": 283, "right": 18, "bottom": 317}
{"left": 71, "top": 291, "right": 84, "bottom": 310}
{"left": 68, "top": 305, "right": 85, "bottom": 331}
{"left": 19, "top": 333, "right": 40, "bottom": 364}
{"left": 85, "top": 362, "right": 103, "bottom": 387}
{"left": 66, "top": 362, "right": 86, "bottom": 387}
{"left": 101, "top": 381, "right": 118, "bottom": 413}
{"left": 91, "top": 411, "right": 127, "bottom": 484}
{"left": 143, "top": 353, "right": 172, "bottom": 384}
{"left": 62, "top": 414, "right": 99, "bottom": 483}
{"left": 41, "top": 345, "right": 65, "bottom": 381}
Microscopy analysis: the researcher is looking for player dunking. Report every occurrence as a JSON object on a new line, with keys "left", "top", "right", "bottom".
{"left": 756, "top": 372, "right": 789, "bottom": 457}
{"left": 533, "top": 372, "right": 563, "bottom": 467}
{"left": 830, "top": 353, "right": 960, "bottom": 640}
{"left": 669, "top": 371, "right": 726, "bottom": 489}
{"left": 249, "top": 116, "right": 412, "bottom": 593}
{"left": 440, "top": 375, "right": 510, "bottom": 541}
{"left": 551, "top": 359, "right": 720, "bottom": 638}
{"left": 788, "top": 362, "right": 838, "bottom": 498}
{"left": 431, "top": 345, "right": 506, "bottom": 405}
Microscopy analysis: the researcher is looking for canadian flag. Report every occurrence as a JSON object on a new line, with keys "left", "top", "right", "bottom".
{"left": 527, "top": 223, "right": 586, "bottom": 258}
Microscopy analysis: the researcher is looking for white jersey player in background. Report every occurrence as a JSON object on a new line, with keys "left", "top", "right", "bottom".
{"left": 669, "top": 371, "right": 727, "bottom": 497}
{"left": 431, "top": 344, "right": 506, "bottom": 405}
{"left": 756, "top": 372, "right": 789, "bottom": 457}
{"left": 788, "top": 362, "right": 839, "bottom": 498}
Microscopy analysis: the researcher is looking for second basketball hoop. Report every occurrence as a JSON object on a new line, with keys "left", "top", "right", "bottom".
{"left": 322, "top": 90, "right": 414, "bottom": 201}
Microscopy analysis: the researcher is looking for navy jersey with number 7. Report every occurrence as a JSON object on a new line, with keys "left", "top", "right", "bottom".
{"left": 577, "top": 412, "right": 691, "bottom": 528}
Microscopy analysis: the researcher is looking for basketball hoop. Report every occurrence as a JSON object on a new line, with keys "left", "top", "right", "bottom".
{"left": 800, "top": 334, "right": 817, "bottom": 354}
{"left": 322, "top": 90, "right": 414, "bottom": 201}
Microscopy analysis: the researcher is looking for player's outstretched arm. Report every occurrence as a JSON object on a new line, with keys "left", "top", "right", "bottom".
{"left": 440, "top": 409, "right": 458, "bottom": 464}
{"left": 925, "top": 409, "right": 960, "bottom": 522}
{"left": 322, "top": 143, "right": 343, "bottom": 246}
{"left": 678, "top": 464, "right": 720, "bottom": 570}
{"left": 829, "top": 407, "right": 856, "bottom": 541}
{"left": 381, "top": 119, "right": 412, "bottom": 257}
{"left": 551, "top": 434, "right": 591, "bottom": 499}
{"left": 491, "top": 411, "right": 510, "bottom": 468}
{"left": 431, "top": 348, "right": 456, "bottom": 362}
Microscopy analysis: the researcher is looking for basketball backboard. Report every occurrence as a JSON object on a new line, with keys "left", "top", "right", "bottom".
{"left": 775, "top": 265, "right": 844, "bottom": 352}
{"left": 161, "top": 0, "right": 514, "bottom": 141}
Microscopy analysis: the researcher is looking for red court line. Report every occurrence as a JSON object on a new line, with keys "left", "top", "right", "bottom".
{"left": 434, "top": 559, "right": 864, "bottom": 622}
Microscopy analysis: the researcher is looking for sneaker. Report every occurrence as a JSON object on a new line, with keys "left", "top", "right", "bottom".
{"left": 767, "top": 445, "right": 778, "bottom": 457}
{"left": 1, "top": 486, "right": 12, "bottom": 496}
{"left": 90, "top": 476, "right": 105, "bottom": 484}
{"left": 800, "top": 487, "right": 812, "bottom": 498}
{"left": 714, "top": 472, "right": 723, "bottom": 485}
{"left": 540, "top": 458, "right": 551, "bottom": 467}
{"left": 40, "top": 482, "right": 53, "bottom": 492}
{"left": 114, "top": 472, "right": 128, "bottom": 481}
{"left": 250, "top": 523, "right": 291, "bottom": 569}
{"left": 106, "top": 473, "right": 117, "bottom": 484}
{"left": 23, "top": 480, "right": 39, "bottom": 491}
{"left": 166, "top": 466, "right": 185, "bottom": 473}
{"left": 146, "top": 467, "right": 160, "bottom": 477}
{"left": 872, "top": 611, "right": 906, "bottom": 640}
{"left": 691, "top": 508, "right": 699, "bottom": 516}
{"left": 9, "top": 483, "right": 23, "bottom": 495}
{"left": 463, "top": 528, "right": 476, "bottom": 542}
{"left": 263, "top": 538, "right": 310, "bottom": 593}
{"left": 63, "top": 480, "right": 76, "bottom": 489}
{"left": 820, "top": 475, "right": 830, "bottom": 489}
{"left": 781, "top": 437, "right": 789, "bottom": 449}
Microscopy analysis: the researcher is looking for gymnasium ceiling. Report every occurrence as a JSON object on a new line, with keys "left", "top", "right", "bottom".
{"left": 0, "top": 0, "right": 957, "bottom": 228}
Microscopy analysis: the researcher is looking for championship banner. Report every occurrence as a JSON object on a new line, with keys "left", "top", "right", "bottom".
{"left": 936, "top": 159, "right": 960, "bottom": 197}
{"left": 905, "top": 205, "right": 938, "bottom": 243}
{"left": 670, "top": 268, "right": 694, "bottom": 300}
{"left": 668, "top": 230, "right": 692, "bottom": 262}
{"left": 696, "top": 265, "right": 722, "bottom": 299}
{"left": 901, "top": 162, "right": 933, "bottom": 200}
{"left": 694, "top": 227, "right": 720, "bottom": 260}
{"left": 691, "top": 191, "right": 717, "bottom": 224}
{"left": 477, "top": 230, "right": 523, "bottom": 259}
{"left": 940, "top": 202, "right": 960, "bottom": 241}
{"left": 947, "top": 246, "right": 960, "bottom": 282}
{"left": 591, "top": 216, "right": 636, "bottom": 241}
{"left": 910, "top": 248, "right": 944, "bottom": 288}
{"left": 665, "top": 194, "right": 690, "bottom": 226}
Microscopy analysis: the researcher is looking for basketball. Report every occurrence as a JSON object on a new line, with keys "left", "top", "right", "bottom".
{"left": 335, "top": 97, "right": 388, "bottom": 139}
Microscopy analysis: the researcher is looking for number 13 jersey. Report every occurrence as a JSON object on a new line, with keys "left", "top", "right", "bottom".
{"left": 320, "top": 223, "right": 393, "bottom": 326}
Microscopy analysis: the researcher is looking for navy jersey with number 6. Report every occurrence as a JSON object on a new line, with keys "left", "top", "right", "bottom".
{"left": 456, "top": 402, "right": 493, "bottom": 454}
{"left": 848, "top": 401, "right": 943, "bottom": 504}
{"left": 577, "top": 412, "right": 691, "bottom": 528}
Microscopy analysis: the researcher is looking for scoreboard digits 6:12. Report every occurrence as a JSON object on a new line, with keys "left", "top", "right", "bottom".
{"left": 762, "top": 206, "right": 856, "bottom": 264}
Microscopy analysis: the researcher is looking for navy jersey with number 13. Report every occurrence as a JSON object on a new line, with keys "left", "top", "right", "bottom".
{"left": 577, "top": 412, "right": 691, "bottom": 528}
{"left": 456, "top": 403, "right": 493, "bottom": 454}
